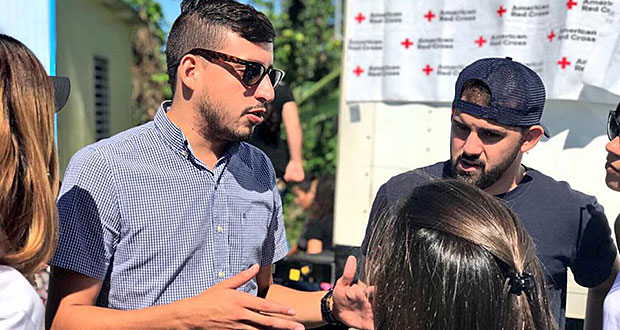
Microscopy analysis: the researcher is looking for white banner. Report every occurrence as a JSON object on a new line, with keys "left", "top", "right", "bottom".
{"left": 345, "top": 0, "right": 620, "bottom": 102}
{"left": 583, "top": 6, "right": 620, "bottom": 97}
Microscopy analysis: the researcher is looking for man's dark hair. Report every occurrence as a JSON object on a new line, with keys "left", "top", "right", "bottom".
{"left": 307, "top": 176, "right": 335, "bottom": 224}
{"left": 459, "top": 79, "right": 528, "bottom": 134}
{"left": 165, "top": 0, "right": 275, "bottom": 95}
{"left": 460, "top": 79, "right": 491, "bottom": 107}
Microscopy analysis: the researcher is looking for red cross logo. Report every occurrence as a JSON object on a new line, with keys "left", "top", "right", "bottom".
{"left": 475, "top": 36, "right": 487, "bottom": 47}
{"left": 497, "top": 5, "right": 507, "bottom": 17}
{"left": 424, "top": 10, "right": 436, "bottom": 22}
{"left": 355, "top": 13, "right": 366, "bottom": 24}
{"left": 547, "top": 30, "right": 556, "bottom": 42}
{"left": 401, "top": 38, "right": 414, "bottom": 49}
{"left": 566, "top": 0, "right": 577, "bottom": 9}
{"left": 422, "top": 64, "right": 434, "bottom": 76}
{"left": 353, "top": 66, "right": 365, "bottom": 77}
{"left": 557, "top": 57, "right": 571, "bottom": 69}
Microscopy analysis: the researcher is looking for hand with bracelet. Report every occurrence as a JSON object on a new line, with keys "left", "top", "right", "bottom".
{"left": 327, "top": 256, "right": 374, "bottom": 330}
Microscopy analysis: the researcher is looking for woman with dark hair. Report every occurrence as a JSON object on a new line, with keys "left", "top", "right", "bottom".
{"left": 290, "top": 176, "right": 335, "bottom": 255}
{"left": 0, "top": 34, "right": 64, "bottom": 329}
{"left": 603, "top": 104, "right": 620, "bottom": 330}
{"left": 364, "top": 179, "right": 557, "bottom": 330}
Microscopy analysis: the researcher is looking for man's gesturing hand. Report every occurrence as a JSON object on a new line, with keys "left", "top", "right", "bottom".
{"left": 180, "top": 264, "right": 305, "bottom": 330}
{"left": 332, "top": 256, "right": 374, "bottom": 330}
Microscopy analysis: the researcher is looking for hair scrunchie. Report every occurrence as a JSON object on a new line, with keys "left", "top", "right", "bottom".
{"left": 506, "top": 271, "right": 535, "bottom": 296}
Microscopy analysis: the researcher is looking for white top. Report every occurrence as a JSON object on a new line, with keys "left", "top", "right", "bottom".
{"left": 604, "top": 271, "right": 620, "bottom": 330}
{"left": 0, "top": 265, "right": 44, "bottom": 330}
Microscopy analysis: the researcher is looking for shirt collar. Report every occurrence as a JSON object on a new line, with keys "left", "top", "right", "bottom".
{"left": 154, "top": 101, "right": 187, "bottom": 155}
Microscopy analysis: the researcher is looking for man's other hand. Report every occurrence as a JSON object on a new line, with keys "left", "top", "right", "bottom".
{"left": 180, "top": 264, "right": 305, "bottom": 330}
{"left": 332, "top": 256, "right": 374, "bottom": 330}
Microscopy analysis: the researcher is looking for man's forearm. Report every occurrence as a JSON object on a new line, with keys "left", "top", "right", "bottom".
{"left": 52, "top": 298, "right": 193, "bottom": 330}
{"left": 266, "top": 284, "right": 326, "bottom": 328}
{"left": 282, "top": 102, "right": 303, "bottom": 163}
{"left": 286, "top": 128, "right": 303, "bottom": 163}
{"left": 585, "top": 288, "right": 606, "bottom": 330}
{"left": 584, "top": 258, "right": 620, "bottom": 330}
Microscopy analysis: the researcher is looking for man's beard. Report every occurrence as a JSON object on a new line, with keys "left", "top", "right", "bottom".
{"left": 450, "top": 146, "right": 520, "bottom": 190}
{"left": 196, "top": 93, "right": 256, "bottom": 143}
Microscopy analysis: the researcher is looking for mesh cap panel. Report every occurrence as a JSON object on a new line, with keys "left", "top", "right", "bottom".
{"left": 452, "top": 57, "right": 545, "bottom": 127}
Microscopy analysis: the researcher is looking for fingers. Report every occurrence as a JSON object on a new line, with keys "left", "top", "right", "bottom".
{"left": 365, "top": 285, "right": 376, "bottom": 306}
{"left": 284, "top": 171, "right": 303, "bottom": 183}
{"left": 338, "top": 255, "right": 357, "bottom": 287}
{"left": 364, "top": 285, "right": 376, "bottom": 296}
{"left": 244, "top": 311, "right": 305, "bottom": 330}
{"left": 340, "top": 281, "right": 366, "bottom": 303}
{"left": 243, "top": 294, "right": 296, "bottom": 317}
{"left": 215, "top": 264, "right": 260, "bottom": 289}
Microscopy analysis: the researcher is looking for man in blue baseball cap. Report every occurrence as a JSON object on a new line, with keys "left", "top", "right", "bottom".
{"left": 362, "top": 57, "right": 619, "bottom": 329}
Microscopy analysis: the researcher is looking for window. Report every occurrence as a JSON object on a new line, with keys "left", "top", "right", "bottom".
{"left": 94, "top": 56, "right": 110, "bottom": 141}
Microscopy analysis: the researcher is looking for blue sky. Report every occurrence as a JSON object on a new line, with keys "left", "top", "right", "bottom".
{"left": 157, "top": 0, "right": 182, "bottom": 32}
{"left": 157, "top": 0, "right": 260, "bottom": 32}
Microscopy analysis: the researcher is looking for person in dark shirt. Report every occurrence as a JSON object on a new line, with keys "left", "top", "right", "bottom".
{"left": 362, "top": 57, "right": 620, "bottom": 329}
{"left": 290, "top": 176, "right": 335, "bottom": 255}
{"left": 250, "top": 83, "right": 305, "bottom": 183}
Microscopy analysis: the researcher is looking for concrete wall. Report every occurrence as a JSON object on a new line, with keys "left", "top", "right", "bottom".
{"left": 56, "top": 0, "right": 137, "bottom": 175}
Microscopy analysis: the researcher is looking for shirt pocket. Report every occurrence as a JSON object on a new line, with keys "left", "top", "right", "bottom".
{"left": 241, "top": 201, "right": 272, "bottom": 266}
{"left": 233, "top": 198, "right": 272, "bottom": 293}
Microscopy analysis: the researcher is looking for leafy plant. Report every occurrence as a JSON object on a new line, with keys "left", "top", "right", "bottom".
{"left": 252, "top": 0, "right": 342, "bottom": 243}
{"left": 123, "top": 0, "right": 171, "bottom": 123}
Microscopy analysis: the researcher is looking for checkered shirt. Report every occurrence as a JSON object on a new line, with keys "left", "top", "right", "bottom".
{"left": 50, "top": 101, "right": 288, "bottom": 310}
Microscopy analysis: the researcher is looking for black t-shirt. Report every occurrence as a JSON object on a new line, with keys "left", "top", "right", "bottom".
{"left": 362, "top": 161, "right": 617, "bottom": 329}
{"left": 249, "top": 84, "right": 295, "bottom": 178}
{"left": 302, "top": 215, "right": 334, "bottom": 251}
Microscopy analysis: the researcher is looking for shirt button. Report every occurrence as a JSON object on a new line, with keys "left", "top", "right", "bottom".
{"left": 218, "top": 271, "right": 225, "bottom": 278}
{"left": 217, "top": 225, "right": 223, "bottom": 233}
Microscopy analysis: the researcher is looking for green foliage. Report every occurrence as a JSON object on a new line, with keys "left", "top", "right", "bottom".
{"left": 123, "top": 0, "right": 167, "bottom": 42}
{"left": 252, "top": 0, "right": 343, "bottom": 242}
{"left": 281, "top": 188, "right": 305, "bottom": 246}
{"left": 123, "top": 0, "right": 171, "bottom": 123}
{"left": 254, "top": 0, "right": 342, "bottom": 178}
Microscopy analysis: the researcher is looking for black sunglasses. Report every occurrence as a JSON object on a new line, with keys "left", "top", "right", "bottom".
{"left": 182, "top": 48, "right": 285, "bottom": 88}
{"left": 608, "top": 110, "right": 620, "bottom": 140}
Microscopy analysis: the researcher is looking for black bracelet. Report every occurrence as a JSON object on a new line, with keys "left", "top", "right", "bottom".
{"left": 321, "top": 289, "right": 344, "bottom": 326}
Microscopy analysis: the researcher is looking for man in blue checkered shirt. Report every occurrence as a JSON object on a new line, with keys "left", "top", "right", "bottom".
{"left": 45, "top": 1, "right": 372, "bottom": 329}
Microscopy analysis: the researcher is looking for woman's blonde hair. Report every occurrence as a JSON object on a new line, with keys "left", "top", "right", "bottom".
{"left": 0, "top": 34, "right": 59, "bottom": 277}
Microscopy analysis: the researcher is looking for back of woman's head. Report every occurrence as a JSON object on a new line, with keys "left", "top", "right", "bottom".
{"left": 364, "top": 179, "right": 556, "bottom": 330}
{"left": 0, "top": 34, "right": 59, "bottom": 277}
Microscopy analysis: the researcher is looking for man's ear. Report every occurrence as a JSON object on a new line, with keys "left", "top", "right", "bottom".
{"left": 177, "top": 54, "right": 200, "bottom": 92}
{"left": 520, "top": 125, "right": 545, "bottom": 153}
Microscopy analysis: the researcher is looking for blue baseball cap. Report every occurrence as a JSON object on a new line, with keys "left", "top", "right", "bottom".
{"left": 452, "top": 57, "right": 549, "bottom": 137}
